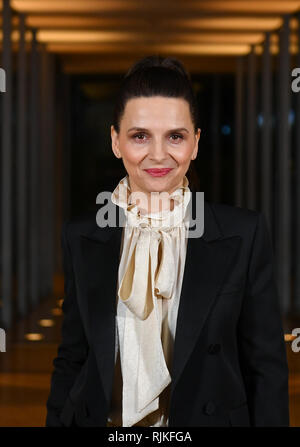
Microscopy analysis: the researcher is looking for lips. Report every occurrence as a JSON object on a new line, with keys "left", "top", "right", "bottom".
{"left": 144, "top": 168, "right": 173, "bottom": 177}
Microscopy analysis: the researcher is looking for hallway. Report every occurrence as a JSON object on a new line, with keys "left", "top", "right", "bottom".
{"left": 1, "top": 0, "right": 300, "bottom": 428}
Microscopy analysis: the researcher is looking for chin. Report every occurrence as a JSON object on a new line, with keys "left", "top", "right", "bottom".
{"left": 144, "top": 178, "right": 171, "bottom": 191}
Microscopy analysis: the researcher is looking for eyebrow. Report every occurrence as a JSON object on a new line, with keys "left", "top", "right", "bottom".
{"left": 127, "top": 127, "right": 189, "bottom": 134}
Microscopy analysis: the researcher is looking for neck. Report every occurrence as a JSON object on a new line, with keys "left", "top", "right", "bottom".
{"left": 128, "top": 178, "right": 184, "bottom": 215}
{"left": 138, "top": 196, "right": 175, "bottom": 215}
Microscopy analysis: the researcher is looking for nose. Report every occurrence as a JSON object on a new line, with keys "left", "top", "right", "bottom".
{"left": 148, "top": 139, "right": 168, "bottom": 163}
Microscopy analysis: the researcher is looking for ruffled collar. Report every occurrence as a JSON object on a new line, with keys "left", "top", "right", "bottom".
{"left": 111, "top": 174, "right": 191, "bottom": 230}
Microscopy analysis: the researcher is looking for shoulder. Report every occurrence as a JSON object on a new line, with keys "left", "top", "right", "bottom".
{"left": 61, "top": 210, "right": 99, "bottom": 244}
{"left": 205, "top": 200, "right": 261, "bottom": 240}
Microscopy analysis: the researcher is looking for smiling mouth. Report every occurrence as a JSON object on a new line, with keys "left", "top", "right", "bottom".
{"left": 144, "top": 168, "right": 173, "bottom": 177}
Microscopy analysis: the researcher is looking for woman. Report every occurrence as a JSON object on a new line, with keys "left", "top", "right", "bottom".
{"left": 46, "top": 55, "right": 289, "bottom": 427}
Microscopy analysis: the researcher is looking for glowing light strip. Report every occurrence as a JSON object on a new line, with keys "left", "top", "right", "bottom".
{"left": 46, "top": 42, "right": 251, "bottom": 55}
{"left": 10, "top": 0, "right": 300, "bottom": 14}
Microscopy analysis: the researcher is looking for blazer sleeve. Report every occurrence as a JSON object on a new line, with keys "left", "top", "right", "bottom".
{"left": 45, "top": 221, "right": 89, "bottom": 426}
{"left": 237, "top": 212, "right": 290, "bottom": 426}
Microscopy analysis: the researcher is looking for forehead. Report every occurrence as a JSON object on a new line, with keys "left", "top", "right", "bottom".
{"left": 122, "top": 96, "right": 192, "bottom": 127}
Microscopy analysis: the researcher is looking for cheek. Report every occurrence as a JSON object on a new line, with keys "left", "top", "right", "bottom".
{"left": 173, "top": 146, "right": 194, "bottom": 165}
{"left": 172, "top": 138, "right": 194, "bottom": 155}
{"left": 120, "top": 144, "right": 142, "bottom": 165}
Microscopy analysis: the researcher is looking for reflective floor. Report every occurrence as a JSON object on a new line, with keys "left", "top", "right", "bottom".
{"left": 0, "top": 295, "right": 63, "bottom": 427}
{"left": 0, "top": 292, "right": 299, "bottom": 427}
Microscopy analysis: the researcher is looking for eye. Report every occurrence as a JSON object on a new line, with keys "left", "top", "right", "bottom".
{"left": 170, "top": 134, "right": 184, "bottom": 142}
{"left": 132, "top": 133, "right": 147, "bottom": 143}
{"left": 131, "top": 132, "right": 184, "bottom": 143}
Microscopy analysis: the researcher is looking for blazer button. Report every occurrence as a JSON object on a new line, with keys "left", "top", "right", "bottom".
{"left": 208, "top": 343, "right": 221, "bottom": 354}
{"left": 203, "top": 401, "right": 215, "bottom": 415}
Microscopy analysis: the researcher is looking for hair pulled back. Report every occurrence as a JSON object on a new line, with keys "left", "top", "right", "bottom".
{"left": 112, "top": 55, "right": 200, "bottom": 134}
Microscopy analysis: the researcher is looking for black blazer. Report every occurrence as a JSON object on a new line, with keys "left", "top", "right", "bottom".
{"left": 46, "top": 192, "right": 289, "bottom": 427}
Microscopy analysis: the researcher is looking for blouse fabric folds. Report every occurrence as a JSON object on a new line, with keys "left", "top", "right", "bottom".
{"left": 107, "top": 174, "right": 191, "bottom": 427}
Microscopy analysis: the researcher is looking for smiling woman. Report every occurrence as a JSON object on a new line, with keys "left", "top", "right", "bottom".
{"left": 46, "top": 55, "right": 289, "bottom": 428}
{"left": 111, "top": 96, "right": 200, "bottom": 214}
{"left": 110, "top": 55, "right": 201, "bottom": 214}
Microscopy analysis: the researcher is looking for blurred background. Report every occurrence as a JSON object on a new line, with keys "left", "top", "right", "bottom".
{"left": 0, "top": 0, "right": 300, "bottom": 426}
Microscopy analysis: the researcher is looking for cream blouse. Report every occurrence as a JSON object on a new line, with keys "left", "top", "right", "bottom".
{"left": 107, "top": 175, "right": 191, "bottom": 427}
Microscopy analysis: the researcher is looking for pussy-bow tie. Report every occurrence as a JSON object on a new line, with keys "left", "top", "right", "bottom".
{"left": 111, "top": 175, "right": 191, "bottom": 426}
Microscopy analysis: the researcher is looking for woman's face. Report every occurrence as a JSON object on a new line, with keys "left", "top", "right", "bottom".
{"left": 111, "top": 96, "right": 201, "bottom": 209}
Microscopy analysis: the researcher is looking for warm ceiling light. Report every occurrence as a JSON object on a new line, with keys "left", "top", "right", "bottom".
{"left": 192, "top": 1, "right": 300, "bottom": 14}
{"left": 175, "top": 33, "right": 265, "bottom": 45}
{"left": 158, "top": 43, "right": 251, "bottom": 56}
{"left": 38, "top": 319, "right": 55, "bottom": 327}
{"left": 25, "top": 333, "right": 44, "bottom": 341}
{"left": 37, "top": 30, "right": 136, "bottom": 43}
{"left": 179, "top": 17, "right": 283, "bottom": 31}
{"left": 10, "top": 0, "right": 300, "bottom": 14}
{"left": 34, "top": 30, "right": 266, "bottom": 46}
{"left": 25, "top": 16, "right": 141, "bottom": 29}
{"left": 24, "top": 15, "right": 285, "bottom": 32}
{"left": 11, "top": 0, "right": 139, "bottom": 13}
{"left": 47, "top": 42, "right": 251, "bottom": 56}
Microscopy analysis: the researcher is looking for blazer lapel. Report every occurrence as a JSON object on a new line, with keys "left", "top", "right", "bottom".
{"left": 169, "top": 199, "right": 242, "bottom": 405}
{"left": 80, "top": 191, "right": 242, "bottom": 411}
{"left": 80, "top": 214, "right": 123, "bottom": 407}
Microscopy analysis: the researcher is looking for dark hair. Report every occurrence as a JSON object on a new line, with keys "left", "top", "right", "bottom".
{"left": 112, "top": 54, "right": 200, "bottom": 134}
{"left": 112, "top": 54, "right": 201, "bottom": 191}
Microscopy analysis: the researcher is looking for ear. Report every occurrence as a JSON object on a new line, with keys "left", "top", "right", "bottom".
{"left": 111, "top": 125, "right": 122, "bottom": 159}
{"left": 191, "top": 128, "right": 201, "bottom": 160}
